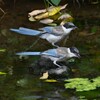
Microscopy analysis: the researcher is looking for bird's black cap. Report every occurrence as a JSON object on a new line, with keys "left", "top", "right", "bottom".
{"left": 63, "top": 22, "right": 77, "bottom": 29}
{"left": 70, "top": 47, "right": 80, "bottom": 58}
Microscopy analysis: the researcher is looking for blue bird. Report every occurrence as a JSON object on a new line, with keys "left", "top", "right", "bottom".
{"left": 16, "top": 47, "right": 80, "bottom": 68}
{"left": 10, "top": 22, "right": 77, "bottom": 47}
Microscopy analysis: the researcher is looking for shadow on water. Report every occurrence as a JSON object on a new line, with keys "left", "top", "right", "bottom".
{"left": 0, "top": 0, "right": 100, "bottom": 100}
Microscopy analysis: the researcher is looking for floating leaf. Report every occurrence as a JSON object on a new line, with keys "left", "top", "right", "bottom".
{"left": 39, "top": 18, "right": 54, "bottom": 24}
{"left": 0, "top": 49, "right": 6, "bottom": 52}
{"left": 45, "top": 79, "right": 57, "bottom": 82}
{"left": 28, "top": 4, "right": 67, "bottom": 20}
{"left": 0, "top": 71, "right": 7, "bottom": 75}
{"left": 47, "top": 23, "right": 57, "bottom": 26}
{"left": 40, "top": 71, "right": 49, "bottom": 79}
{"left": 28, "top": 9, "right": 46, "bottom": 17}
{"left": 28, "top": 16, "right": 36, "bottom": 21}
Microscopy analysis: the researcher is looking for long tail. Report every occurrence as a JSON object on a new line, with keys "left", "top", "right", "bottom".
{"left": 16, "top": 52, "right": 41, "bottom": 56}
{"left": 16, "top": 51, "right": 57, "bottom": 57}
{"left": 10, "top": 27, "right": 41, "bottom": 36}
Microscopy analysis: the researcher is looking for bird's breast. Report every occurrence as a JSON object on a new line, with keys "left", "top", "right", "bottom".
{"left": 46, "top": 34, "right": 62, "bottom": 43}
{"left": 42, "top": 55, "right": 59, "bottom": 61}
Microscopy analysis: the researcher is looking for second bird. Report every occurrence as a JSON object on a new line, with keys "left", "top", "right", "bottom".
{"left": 10, "top": 22, "right": 77, "bottom": 47}
{"left": 16, "top": 47, "right": 80, "bottom": 68}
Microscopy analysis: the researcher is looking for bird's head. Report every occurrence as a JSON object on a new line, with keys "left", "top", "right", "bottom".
{"left": 68, "top": 47, "right": 80, "bottom": 58}
{"left": 63, "top": 22, "right": 77, "bottom": 30}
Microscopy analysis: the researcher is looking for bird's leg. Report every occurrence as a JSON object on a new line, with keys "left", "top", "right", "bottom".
{"left": 53, "top": 61, "right": 62, "bottom": 68}
{"left": 52, "top": 43, "right": 59, "bottom": 48}
{"left": 63, "top": 36, "right": 69, "bottom": 46}
{"left": 53, "top": 56, "right": 67, "bottom": 67}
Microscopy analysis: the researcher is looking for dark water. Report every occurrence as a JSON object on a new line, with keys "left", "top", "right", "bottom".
{"left": 0, "top": 0, "right": 100, "bottom": 100}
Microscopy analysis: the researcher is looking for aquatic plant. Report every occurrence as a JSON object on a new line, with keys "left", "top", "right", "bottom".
{"left": 92, "top": 76, "right": 100, "bottom": 87}
{"left": 64, "top": 77, "right": 100, "bottom": 92}
{"left": 46, "top": 0, "right": 61, "bottom": 6}
{"left": 0, "top": 48, "right": 6, "bottom": 52}
{"left": 0, "top": 71, "right": 7, "bottom": 75}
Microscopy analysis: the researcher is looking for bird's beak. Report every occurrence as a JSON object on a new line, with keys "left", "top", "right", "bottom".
{"left": 76, "top": 53, "right": 81, "bottom": 58}
{"left": 74, "top": 26, "right": 78, "bottom": 29}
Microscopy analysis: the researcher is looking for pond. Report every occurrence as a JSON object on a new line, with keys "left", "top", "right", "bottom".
{"left": 0, "top": 0, "right": 100, "bottom": 100}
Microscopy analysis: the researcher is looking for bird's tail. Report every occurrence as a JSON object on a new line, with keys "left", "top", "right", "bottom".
{"left": 16, "top": 52, "right": 41, "bottom": 56}
{"left": 10, "top": 27, "right": 41, "bottom": 36}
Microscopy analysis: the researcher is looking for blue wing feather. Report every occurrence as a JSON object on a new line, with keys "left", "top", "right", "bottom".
{"left": 10, "top": 27, "right": 41, "bottom": 36}
{"left": 40, "top": 26, "right": 53, "bottom": 33}
{"left": 16, "top": 52, "right": 41, "bottom": 56}
{"left": 16, "top": 49, "right": 58, "bottom": 57}
{"left": 43, "top": 49, "right": 58, "bottom": 57}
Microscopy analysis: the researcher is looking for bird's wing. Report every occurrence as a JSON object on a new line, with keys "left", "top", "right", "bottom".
{"left": 42, "top": 49, "right": 60, "bottom": 57}
{"left": 39, "top": 26, "right": 65, "bottom": 36}
{"left": 51, "top": 26, "right": 65, "bottom": 36}
{"left": 39, "top": 26, "right": 53, "bottom": 33}
{"left": 10, "top": 27, "right": 41, "bottom": 36}
{"left": 16, "top": 52, "right": 41, "bottom": 56}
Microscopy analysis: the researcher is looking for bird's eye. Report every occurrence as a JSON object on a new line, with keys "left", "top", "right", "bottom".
{"left": 69, "top": 25, "right": 74, "bottom": 28}
{"left": 63, "top": 24, "right": 75, "bottom": 28}
{"left": 70, "top": 47, "right": 79, "bottom": 54}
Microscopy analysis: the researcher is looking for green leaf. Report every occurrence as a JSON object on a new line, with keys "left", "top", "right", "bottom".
{"left": 91, "top": 26, "right": 97, "bottom": 33}
{"left": 0, "top": 71, "right": 7, "bottom": 75}
{"left": 45, "top": 79, "right": 57, "bottom": 82}
{"left": 50, "top": 0, "right": 61, "bottom": 5}
{"left": 0, "top": 49, "right": 6, "bottom": 52}
{"left": 64, "top": 77, "right": 100, "bottom": 92}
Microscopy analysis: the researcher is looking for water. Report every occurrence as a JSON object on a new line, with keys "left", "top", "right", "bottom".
{"left": 0, "top": 0, "right": 100, "bottom": 100}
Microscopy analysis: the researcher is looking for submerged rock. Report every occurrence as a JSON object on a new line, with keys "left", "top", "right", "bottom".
{"left": 28, "top": 57, "right": 73, "bottom": 79}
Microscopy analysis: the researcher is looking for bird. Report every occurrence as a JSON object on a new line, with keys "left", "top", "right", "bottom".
{"left": 10, "top": 22, "right": 77, "bottom": 47}
{"left": 16, "top": 47, "right": 80, "bottom": 68}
